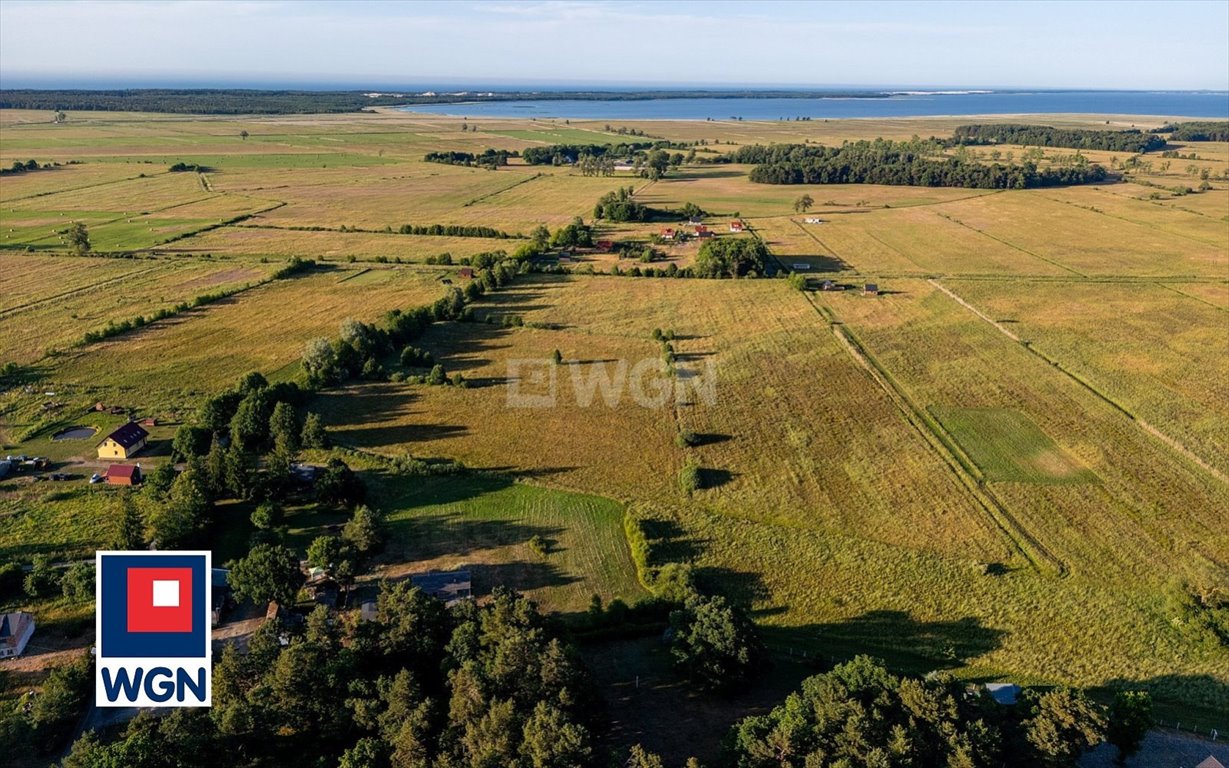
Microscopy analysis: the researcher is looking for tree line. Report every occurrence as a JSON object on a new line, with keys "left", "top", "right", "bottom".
{"left": 1154, "top": 121, "right": 1229, "bottom": 141}
{"left": 951, "top": 123, "right": 1167, "bottom": 153}
{"left": 301, "top": 251, "right": 525, "bottom": 387}
{"left": 736, "top": 140, "right": 1109, "bottom": 189}
{"left": 423, "top": 149, "right": 515, "bottom": 168}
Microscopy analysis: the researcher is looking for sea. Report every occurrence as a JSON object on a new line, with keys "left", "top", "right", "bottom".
{"left": 396, "top": 90, "right": 1229, "bottom": 120}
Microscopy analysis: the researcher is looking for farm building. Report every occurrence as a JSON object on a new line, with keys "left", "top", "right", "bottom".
{"left": 458, "top": 267, "right": 474, "bottom": 279}
{"left": 729, "top": 220, "right": 745, "bottom": 233}
{"left": 97, "top": 421, "right": 149, "bottom": 460}
{"left": 105, "top": 464, "right": 142, "bottom": 486}
{"left": 695, "top": 226, "right": 714, "bottom": 239}
{"left": 595, "top": 240, "right": 614, "bottom": 253}
{"left": 804, "top": 217, "right": 823, "bottom": 224}
{"left": 141, "top": 417, "right": 157, "bottom": 427}
{"left": 0, "top": 612, "right": 35, "bottom": 658}
{"left": 864, "top": 283, "right": 880, "bottom": 296}
{"left": 659, "top": 228, "right": 676, "bottom": 241}
{"left": 687, "top": 216, "right": 703, "bottom": 225}
{"left": 411, "top": 569, "right": 472, "bottom": 606}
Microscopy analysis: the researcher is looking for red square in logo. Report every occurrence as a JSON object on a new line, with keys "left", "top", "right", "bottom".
{"left": 126, "top": 567, "right": 193, "bottom": 633}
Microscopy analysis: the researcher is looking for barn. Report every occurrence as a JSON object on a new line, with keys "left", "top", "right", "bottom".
{"left": 97, "top": 422, "right": 149, "bottom": 460}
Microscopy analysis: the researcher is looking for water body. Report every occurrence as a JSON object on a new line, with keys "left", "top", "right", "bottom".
{"left": 399, "top": 91, "right": 1229, "bottom": 120}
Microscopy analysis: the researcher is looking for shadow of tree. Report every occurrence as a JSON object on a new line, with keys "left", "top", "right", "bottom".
{"left": 762, "top": 610, "right": 1007, "bottom": 671}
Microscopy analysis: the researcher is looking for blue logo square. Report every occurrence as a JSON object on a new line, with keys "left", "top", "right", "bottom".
{"left": 99, "top": 553, "right": 208, "bottom": 658}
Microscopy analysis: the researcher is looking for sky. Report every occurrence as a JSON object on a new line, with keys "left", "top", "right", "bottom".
{"left": 1, "top": 0, "right": 1227, "bottom": 91}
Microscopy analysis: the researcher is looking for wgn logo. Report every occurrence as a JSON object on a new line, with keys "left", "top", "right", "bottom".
{"left": 95, "top": 551, "right": 212, "bottom": 707}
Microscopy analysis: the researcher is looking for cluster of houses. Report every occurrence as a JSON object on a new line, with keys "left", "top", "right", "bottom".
{"left": 660, "top": 219, "right": 745, "bottom": 242}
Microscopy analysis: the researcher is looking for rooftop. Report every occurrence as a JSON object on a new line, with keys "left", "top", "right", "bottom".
{"left": 100, "top": 421, "right": 149, "bottom": 449}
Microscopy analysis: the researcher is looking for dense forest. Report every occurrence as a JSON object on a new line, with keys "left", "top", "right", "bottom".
{"left": 737, "top": 141, "right": 1109, "bottom": 188}
{"left": 951, "top": 124, "right": 1167, "bottom": 152}
{"left": 1154, "top": 121, "right": 1229, "bottom": 141}
{"left": 0, "top": 88, "right": 891, "bottom": 114}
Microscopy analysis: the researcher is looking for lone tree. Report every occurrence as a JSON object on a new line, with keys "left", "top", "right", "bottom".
{"left": 669, "top": 593, "right": 765, "bottom": 690}
{"left": 66, "top": 222, "right": 90, "bottom": 254}
{"left": 794, "top": 193, "right": 815, "bottom": 213}
{"left": 239, "top": 130, "right": 249, "bottom": 140}
{"left": 1107, "top": 690, "right": 1153, "bottom": 765}
{"left": 229, "top": 543, "right": 304, "bottom": 606}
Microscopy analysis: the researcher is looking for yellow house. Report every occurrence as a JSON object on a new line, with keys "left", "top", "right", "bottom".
{"left": 97, "top": 422, "right": 149, "bottom": 460}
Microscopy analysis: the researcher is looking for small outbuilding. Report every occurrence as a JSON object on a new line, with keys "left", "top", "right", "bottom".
{"left": 458, "top": 267, "right": 474, "bottom": 279}
{"left": 97, "top": 422, "right": 149, "bottom": 460}
{"left": 595, "top": 240, "right": 614, "bottom": 253}
{"left": 411, "top": 569, "right": 472, "bottom": 606}
{"left": 864, "top": 283, "right": 880, "bottom": 296}
{"left": 659, "top": 228, "right": 676, "bottom": 241}
{"left": 360, "top": 601, "right": 378, "bottom": 623}
{"left": 212, "top": 568, "right": 232, "bottom": 626}
{"left": 0, "top": 612, "right": 35, "bottom": 658}
{"left": 820, "top": 280, "right": 836, "bottom": 291}
{"left": 983, "top": 682, "right": 1021, "bottom": 706}
{"left": 105, "top": 464, "right": 142, "bottom": 486}
{"left": 729, "top": 220, "right": 745, "bottom": 233}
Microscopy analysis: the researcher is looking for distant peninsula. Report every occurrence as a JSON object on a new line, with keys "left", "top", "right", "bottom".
{"left": 0, "top": 88, "right": 893, "bottom": 115}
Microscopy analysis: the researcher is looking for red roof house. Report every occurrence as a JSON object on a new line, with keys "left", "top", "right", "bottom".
{"left": 106, "top": 464, "right": 143, "bottom": 486}
{"left": 729, "top": 220, "right": 745, "bottom": 233}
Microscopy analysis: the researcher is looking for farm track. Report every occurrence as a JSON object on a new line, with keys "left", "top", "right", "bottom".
{"left": 931, "top": 279, "right": 1229, "bottom": 488}
{"left": 802, "top": 292, "right": 1068, "bottom": 576}
{"left": 461, "top": 172, "right": 545, "bottom": 207}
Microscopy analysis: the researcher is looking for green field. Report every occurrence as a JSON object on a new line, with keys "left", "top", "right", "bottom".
{"left": 1, "top": 108, "right": 1227, "bottom": 733}
{"left": 932, "top": 407, "right": 1094, "bottom": 483}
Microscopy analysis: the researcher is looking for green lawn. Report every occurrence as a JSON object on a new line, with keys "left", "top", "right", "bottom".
{"left": 371, "top": 473, "right": 647, "bottom": 614}
{"left": 932, "top": 406, "right": 1094, "bottom": 483}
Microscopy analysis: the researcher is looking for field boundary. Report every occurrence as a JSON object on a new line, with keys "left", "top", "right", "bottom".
{"left": 931, "top": 279, "right": 1229, "bottom": 487}
{"left": 935, "top": 211, "right": 1086, "bottom": 277}
{"left": 804, "top": 293, "right": 1067, "bottom": 576}
{"left": 0, "top": 261, "right": 165, "bottom": 319}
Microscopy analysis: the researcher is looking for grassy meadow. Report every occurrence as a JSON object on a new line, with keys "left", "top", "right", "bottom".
{"left": 1, "top": 108, "right": 1227, "bottom": 728}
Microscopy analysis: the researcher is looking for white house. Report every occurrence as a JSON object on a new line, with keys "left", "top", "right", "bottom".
{"left": 0, "top": 612, "right": 35, "bottom": 658}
